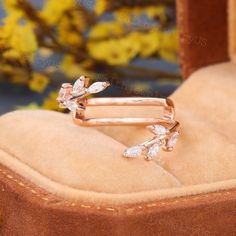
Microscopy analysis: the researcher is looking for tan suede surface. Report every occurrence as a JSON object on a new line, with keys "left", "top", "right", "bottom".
{"left": 0, "top": 110, "right": 181, "bottom": 195}
{"left": 0, "top": 62, "right": 236, "bottom": 204}
{"left": 89, "top": 62, "right": 236, "bottom": 186}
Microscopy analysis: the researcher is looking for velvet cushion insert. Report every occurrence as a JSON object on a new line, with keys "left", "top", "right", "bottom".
{"left": 0, "top": 62, "right": 235, "bottom": 205}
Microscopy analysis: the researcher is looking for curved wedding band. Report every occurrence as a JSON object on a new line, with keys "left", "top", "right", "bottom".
{"left": 57, "top": 76, "right": 180, "bottom": 161}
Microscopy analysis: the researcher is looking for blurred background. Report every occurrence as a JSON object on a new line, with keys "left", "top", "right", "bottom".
{"left": 0, "top": 0, "right": 181, "bottom": 115}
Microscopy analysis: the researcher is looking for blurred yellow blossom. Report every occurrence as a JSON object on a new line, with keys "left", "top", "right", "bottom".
{"left": 69, "top": 10, "right": 89, "bottom": 33}
{"left": 89, "top": 22, "right": 124, "bottom": 39}
{"left": 159, "top": 50, "right": 177, "bottom": 63}
{"left": 159, "top": 29, "right": 178, "bottom": 63}
{"left": 87, "top": 41, "right": 106, "bottom": 61}
{"left": 127, "top": 30, "right": 161, "bottom": 58}
{"left": 114, "top": 7, "right": 143, "bottom": 21}
{"left": 29, "top": 73, "right": 49, "bottom": 93}
{"left": 41, "top": 0, "right": 74, "bottom": 24}
{"left": 3, "top": 0, "right": 17, "bottom": 9}
{"left": 94, "top": 0, "right": 107, "bottom": 15}
{"left": 145, "top": 6, "right": 167, "bottom": 23}
{"left": 1, "top": 12, "right": 22, "bottom": 40}
{"left": 0, "top": 64, "right": 16, "bottom": 74}
{"left": 3, "top": 0, "right": 21, "bottom": 13}
{"left": 160, "top": 29, "right": 178, "bottom": 51}
{"left": 0, "top": 0, "right": 179, "bottom": 112}
{"left": 140, "top": 30, "right": 161, "bottom": 57}
{"left": 88, "top": 37, "right": 140, "bottom": 65}
{"left": 60, "top": 55, "right": 93, "bottom": 78}
{"left": 115, "top": 8, "right": 132, "bottom": 23}
{"left": 59, "top": 26, "right": 83, "bottom": 47}
{"left": 2, "top": 22, "right": 38, "bottom": 62}
{"left": 118, "top": 37, "right": 140, "bottom": 60}
{"left": 2, "top": 49, "right": 21, "bottom": 60}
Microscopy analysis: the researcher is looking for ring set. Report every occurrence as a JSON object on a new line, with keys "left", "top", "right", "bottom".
{"left": 57, "top": 76, "right": 180, "bottom": 161}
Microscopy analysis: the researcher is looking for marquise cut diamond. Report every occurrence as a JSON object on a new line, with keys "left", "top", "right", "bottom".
{"left": 147, "top": 144, "right": 160, "bottom": 160}
{"left": 152, "top": 125, "right": 167, "bottom": 136}
{"left": 167, "top": 132, "right": 179, "bottom": 148}
{"left": 72, "top": 76, "right": 85, "bottom": 96}
{"left": 57, "top": 76, "right": 111, "bottom": 113}
{"left": 124, "top": 145, "right": 143, "bottom": 158}
{"left": 87, "top": 82, "right": 109, "bottom": 94}
{"left": 64, "top": 100, "right": 78, "bottom": 112}
{"left": 57, "top": 88, "right": 67, "bottom": 102}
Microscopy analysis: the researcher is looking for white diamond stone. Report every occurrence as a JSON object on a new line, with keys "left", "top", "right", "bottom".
{"left": 72, "top": 76, "right": 85, "bottom": 96}
{"left": 123, "top": 145, "right": 143, "bottom": 158}
{"left": 57, "top": 87, "right": 66, "bottom": 102}
{"left": 152, "top": 125, "right": 167, "bottom": 136}
{"left": 87, "top": 82, "right": 107, "bottom": 94}
{"left": 167, "top": 132, "right": 179, "bottom": 148}
{"left": 147, "top": 144, "right": 160, "bottom": 160}
{"left": 64, "top": 100, "right": 78, "bottom": 112}
{"left": 57, "top": 83, "right": 72, "bottom": 103}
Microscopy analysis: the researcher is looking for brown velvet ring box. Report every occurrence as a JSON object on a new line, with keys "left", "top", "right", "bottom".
{"left": 0, "top": 0, "right": 236, "bottom": 235}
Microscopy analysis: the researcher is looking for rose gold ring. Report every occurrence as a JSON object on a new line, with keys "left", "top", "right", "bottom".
{"left": 57, "top": 76, "right": 180, "bottom": 161}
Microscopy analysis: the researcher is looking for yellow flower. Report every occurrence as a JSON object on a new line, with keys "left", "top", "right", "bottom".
{"left": 87, "top": 41, "right": 106, "bottom": 60}
{"left": 0, "top": 28, "right": 5, "bottom": 47}
{"left": 89, "top": 22, "right": 124, "bottom": 39}
{"left": 2, "top": 49, "right": 21, "bottom": 60}
{"left": 3, "top": 23, "right": 38, "bottom": 61}
{"left": 94, "top": 0, "right": 108, "bottom": 15}
{"left": 160, "top": 30, "right": 178, "bottom": 52}
{"left": 159, "top": 29, "right": 178, "bottom": 63}
{"left": 3, "top": 0, "right": 20, "bottom": 13}
{"left": 88, "top": 37, "right": 139, "bottom": 65}
{"left": 69, "top": 10, "right": 88, "bottom": 32}
{"left": 3, "top": 0, "right": 17, "bottom": 9}
{"left": 105, "top": 51, "right": 129, "bottom": 65}
{"left": 58, "top": 16, "right": 83, "bottom": 47}
{"left": 60, "top": 55, "right": 93, "bottom": 78}
{"left": 119, "top": 37, "right": 140, "bottom": 59}
{"left": 43, "top": 91, "right": 62, "bottom": 111}
{"left": 115, "top": 8, "right": 132, "bottom": 23}
{"left": 59, "top": 29, "right": 83, "bottom": 47}
{"left": 1, "top": 12, "right": 22, "bottom": 39}
{"left": 29, "top": 73, "right": 49, "bottom": 93}
{"left": 41, "top": 0, "right": 75, "bottom": 24}
{"left": 133, "top": 7, "right": 143, "bottom": 17}
{"left": 0, "top": 64, "right": 16, "bottom": 74}
{"left": 159, "top": 50, "right": 178, "bottom": 63}
{"left": 128, "top": 30, "right": 161, "bottom": 57}
{"left": 141, "top": 30, "right": 161, "bottom": 57}
{"left": 145, "top": 6, "right": 167, "bottom": 23}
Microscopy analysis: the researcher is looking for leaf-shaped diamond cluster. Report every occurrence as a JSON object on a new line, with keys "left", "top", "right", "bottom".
{"left": 57, "top": 76, "right": 110, "bottom": 112}
{"left": 123, "top": 125, "right": 179, "bottom": 161}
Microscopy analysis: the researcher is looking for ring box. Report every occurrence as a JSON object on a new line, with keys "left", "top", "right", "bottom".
{"left": 0, "top": 0, "right": 236, "bottom": 235}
